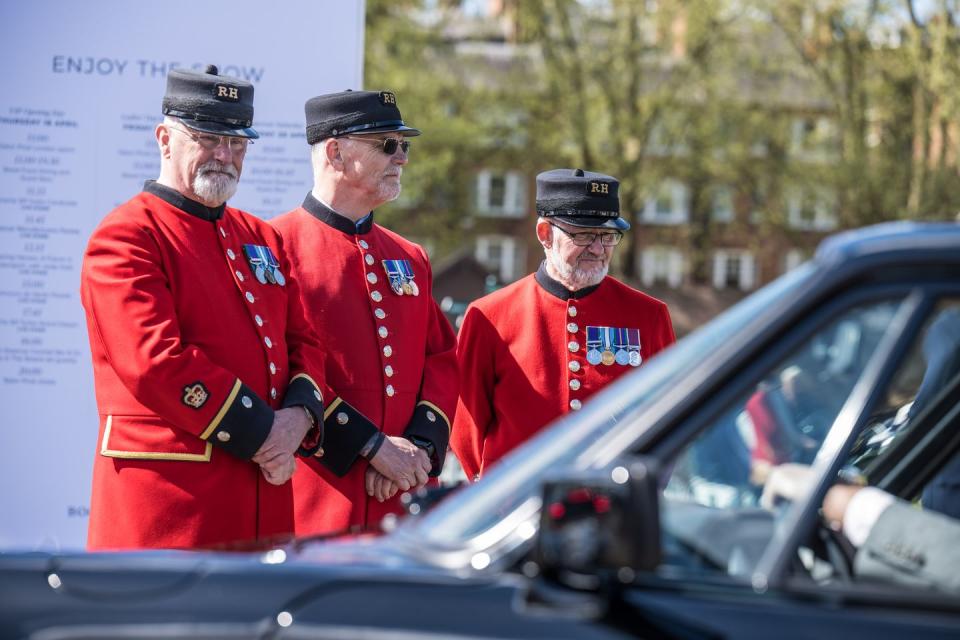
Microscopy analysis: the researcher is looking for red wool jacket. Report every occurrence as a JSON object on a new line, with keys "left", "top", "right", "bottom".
{"left": 272, "top": 195, "right": 457, "bottom": 535}
{"left": 451, "top": 264, "right": 675, "bottom": 480}
{"left": 81, "top": 182, "right": 327, "bottom": 550}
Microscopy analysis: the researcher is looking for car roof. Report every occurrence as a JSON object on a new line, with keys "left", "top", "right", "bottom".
{"left": 815, "top": 221, "right": 960, "bottom": 268}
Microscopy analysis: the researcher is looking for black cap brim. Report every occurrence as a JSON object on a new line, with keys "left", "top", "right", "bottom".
{"left": 559, "top": 216, "right": 630, "bottom": 231}
{"left": 348, "top": 124, "right": 421, "bottom": 137}
{"left": 180, "top": 118, "right": 260, "bottom": 139}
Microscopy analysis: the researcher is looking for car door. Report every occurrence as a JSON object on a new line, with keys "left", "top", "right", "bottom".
{"left": 610, "top": 283, "right": 960, "bottom": 639}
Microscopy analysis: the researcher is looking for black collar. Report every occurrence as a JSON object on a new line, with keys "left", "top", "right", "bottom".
{"left": 301, "top": 193, "right": 374, "bottom": 235}
{"left": 535, "top": 261, "right": 602, "bottom": 300}
{"left": 143, "top": 181, "right": 225, "bottom": 221}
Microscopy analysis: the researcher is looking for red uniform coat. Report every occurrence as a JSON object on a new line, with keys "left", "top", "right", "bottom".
{"left": 272, "top": 195, "right": 457, "bottom": 535}
{"left": 452, "top": 264, "right": 675, "bottom": 480}
{"left": 81, "top": 182, "right": 327, "bottom": 550}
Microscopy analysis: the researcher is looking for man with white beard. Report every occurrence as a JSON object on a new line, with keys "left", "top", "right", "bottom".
{"left": 451, "top": 168, "right": 676, "bottom": 480}
{"left": 80, "top": 65, "right": 329, "bottom": 550}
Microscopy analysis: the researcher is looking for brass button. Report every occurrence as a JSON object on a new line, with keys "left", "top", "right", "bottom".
{"left": 236, "top": 270, "right": 244, "bottom": 282}
{"left": 270, "top": 388, "right": 277, "bottom": 399}
{"left": 569, "top": 379, "right": 581, "bottom": 391}
{"left": 336, "top": 412, "right": 349, "bottom": 425}
{"left": 367, "top": 272, "right": 378, "bottom": 284}
{"left": 383, "top": 345, "right": 393, "bottom": 357}
{"left": 217, "top": 431, "right": 231, "bottom": 442}
{"left": 378, "top": 326, "right": 388, "bottom": 339}
{"left": 568, "top": 306, "right": 578, "bottom": 317}
{"left": 264, "top": 336, "right": 273, "bottom": 348}
{"left": 568, "top": 341, "right": 580, "bottom": 353}
{"left": 375, "top": 308, "right": 386, "bottom": 319}
{"left": 426, "top": 410, "right": 437, "bottom": 422}
{"left": 568, "top": 360, "right": 581, "bottom": 372}
{"left": 567, "top": 322, "right": 579, "bottom": 334}
{"left": 255, "top": 315, "right": 263, "bottom": 327}
{"left": 570, "top": 399, "right": 582, "bottom": 410}
{"left": 386, "top": 385, "right": 395, "bottom": 397}
{"left": 365, "top": 254, "right": 375, "bottom": 266}
{"left": 269, "top": 362, "right": 277, "bottom": 375}
{"left": 245, "top": 292, "right": 255, "bottom": 303}
{"left": 241, "top": 396, "right": 253, "bottom": 409}
{"left": 227, "top": 248, "right": 236, "bottom": 260}
{"left": 359, "top": 240, "right": 369, "bottom": 249}
{"left": 219, "top": 227, "right": 227, "bottom": 238}
{"left": 371, "top": 291, "right": 383, "bottom": 302}
{"left": 384, "top": 365, "right": 394, "bottom": 377}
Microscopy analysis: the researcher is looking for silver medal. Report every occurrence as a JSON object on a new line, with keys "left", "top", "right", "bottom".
{"left": 586, "top": 349, "right": 602, "bottom": 366}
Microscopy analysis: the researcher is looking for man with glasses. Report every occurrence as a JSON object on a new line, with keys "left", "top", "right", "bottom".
{"left": 451, "top": 168, "right": 676, "bottom": 480}
{"left": 272, "top": 90, "right": 457, "bottom": 536}
{"left": 80, "top": 66, "right": 328, "bottom": 550}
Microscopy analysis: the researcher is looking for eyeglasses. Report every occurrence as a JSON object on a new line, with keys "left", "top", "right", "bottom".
{"left": 169, "top": 126, "right": 252, "bottom": 152}
{"left": 548, "top": 221, "right": 624, "bottom": 247}
{"left": 343, "top": 136, "right": 410, "bottom": 155}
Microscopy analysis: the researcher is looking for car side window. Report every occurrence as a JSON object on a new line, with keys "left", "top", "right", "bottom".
{"left": 660, "top": 299, "right": 904, "bottom": 578}
{"left": 847, "top": 300, "right": 960, "bottom": 480}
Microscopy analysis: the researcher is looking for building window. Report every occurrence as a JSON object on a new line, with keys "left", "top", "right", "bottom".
{"left": 711, "top": 186, "right": 735, "bottom": 223}
{"left": 786, "top": 187, "right": 838, "bottom": 231}
{"left": 476, "top": 234, "right": 525, "bottom": 283}
{"left": 641, "top": 179, "right": 689, "bottom": 225}
{"left": 476, "top": 170, "right": 526, "bottom": 217}
{"left": 790, "top": 116, "right": 837, "bottom": 160}
{"left": 713, "top": 250, "right": 756, "bottom": 291}
{"left": 640, "top": 246, "right": 685, "bottom": 288}
{"left": 784, "top": 249, "right": 806, "bottom": 273}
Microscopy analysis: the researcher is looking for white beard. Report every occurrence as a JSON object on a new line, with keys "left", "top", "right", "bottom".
{"left": 546, "top": 242, "right": 608, "bottom": 289}
{"left": 193, "top": 161, "right": 239, "bottom": 204}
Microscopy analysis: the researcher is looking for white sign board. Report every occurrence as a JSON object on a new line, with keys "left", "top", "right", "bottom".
{"left": 0, "top": 0, "right": 365, "bottom": 549}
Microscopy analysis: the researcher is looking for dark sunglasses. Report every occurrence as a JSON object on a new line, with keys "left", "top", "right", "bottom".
{"left": 344, "top": 136, "right": 410, "bottom": 155}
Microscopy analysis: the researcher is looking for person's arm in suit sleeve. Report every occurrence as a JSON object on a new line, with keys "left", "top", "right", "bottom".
{"left": 826, "top": 485, "right": 960, "bottom": 594}
{"left": 450, "top": 304, "right": 497, "bottom": 481}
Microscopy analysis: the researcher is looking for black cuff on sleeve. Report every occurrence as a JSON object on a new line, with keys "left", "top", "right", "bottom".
{"left": 282, "top": 374, "right": 325, "bottom": 425}
{"left": 282, "top": 374, "right": 326, "bottom": 457}
{"left": 318, "top": 398, "right": 379, "bottom": 477}
{"left": 202, "top": 381, "right": 274, "bottom": 460}
{"left": 403, "top": 402, "right": 450, "bottom": 477}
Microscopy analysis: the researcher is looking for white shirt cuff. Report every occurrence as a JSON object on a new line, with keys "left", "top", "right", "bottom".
{"left": 843, "top": 486, "right": 895, "bottom": 547}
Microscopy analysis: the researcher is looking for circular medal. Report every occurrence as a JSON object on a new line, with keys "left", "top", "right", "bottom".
{"left": 274, "top": 270, "right": 286, "bottom": 287}
{"left": 401, "top": 281, "right": 414, "bottom": 296}
{"left": 629, "top": 351, "right": 642, "bottom": 367}
{"left": 264, "top": 267, "right": 277, "bottom": 285}
{"left": 391, "top": 280, "right": 404, "bottom": 296}
{"left": 601, "top": 350, "right": 616, "bottom": 366}
{"left": 254, "top": 265, "right": 268, "bottom": 284}
{"left": 409, "top": 280, "right": 419, "bottom": 296}
{"left": 615, "top": 349, "right": 629, "bottom": 366}
{"left": 586, "top": 349, "right": 602, "bottom": 366}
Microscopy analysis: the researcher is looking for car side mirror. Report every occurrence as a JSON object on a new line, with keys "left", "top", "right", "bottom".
{"left": 532, "top": 457, "right": 661, "bottom": 591}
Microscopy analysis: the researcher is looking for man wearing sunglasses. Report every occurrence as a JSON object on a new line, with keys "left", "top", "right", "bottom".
{"left": 272, "top": 90, "right": 457, "bottom": 536}
{"left": 80, "top": 66, "right": 328, "bottom": 550}
{"left": 451, "top": 168, "right": 676, "bottom": 481}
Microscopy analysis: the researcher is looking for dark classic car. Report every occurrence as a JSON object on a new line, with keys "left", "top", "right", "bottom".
{"left": 3, "top": 221, "right": 960, "bottom": 639}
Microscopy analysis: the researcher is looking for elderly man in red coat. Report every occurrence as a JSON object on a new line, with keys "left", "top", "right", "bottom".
{"left": 272, "top": 91, "right": 457, "bottom": 536}
{"left": 451, "top": 168, "right": 676, "bottom": 480}
{"left": 81, "top": 65, "right": 327, "bottom": 550}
